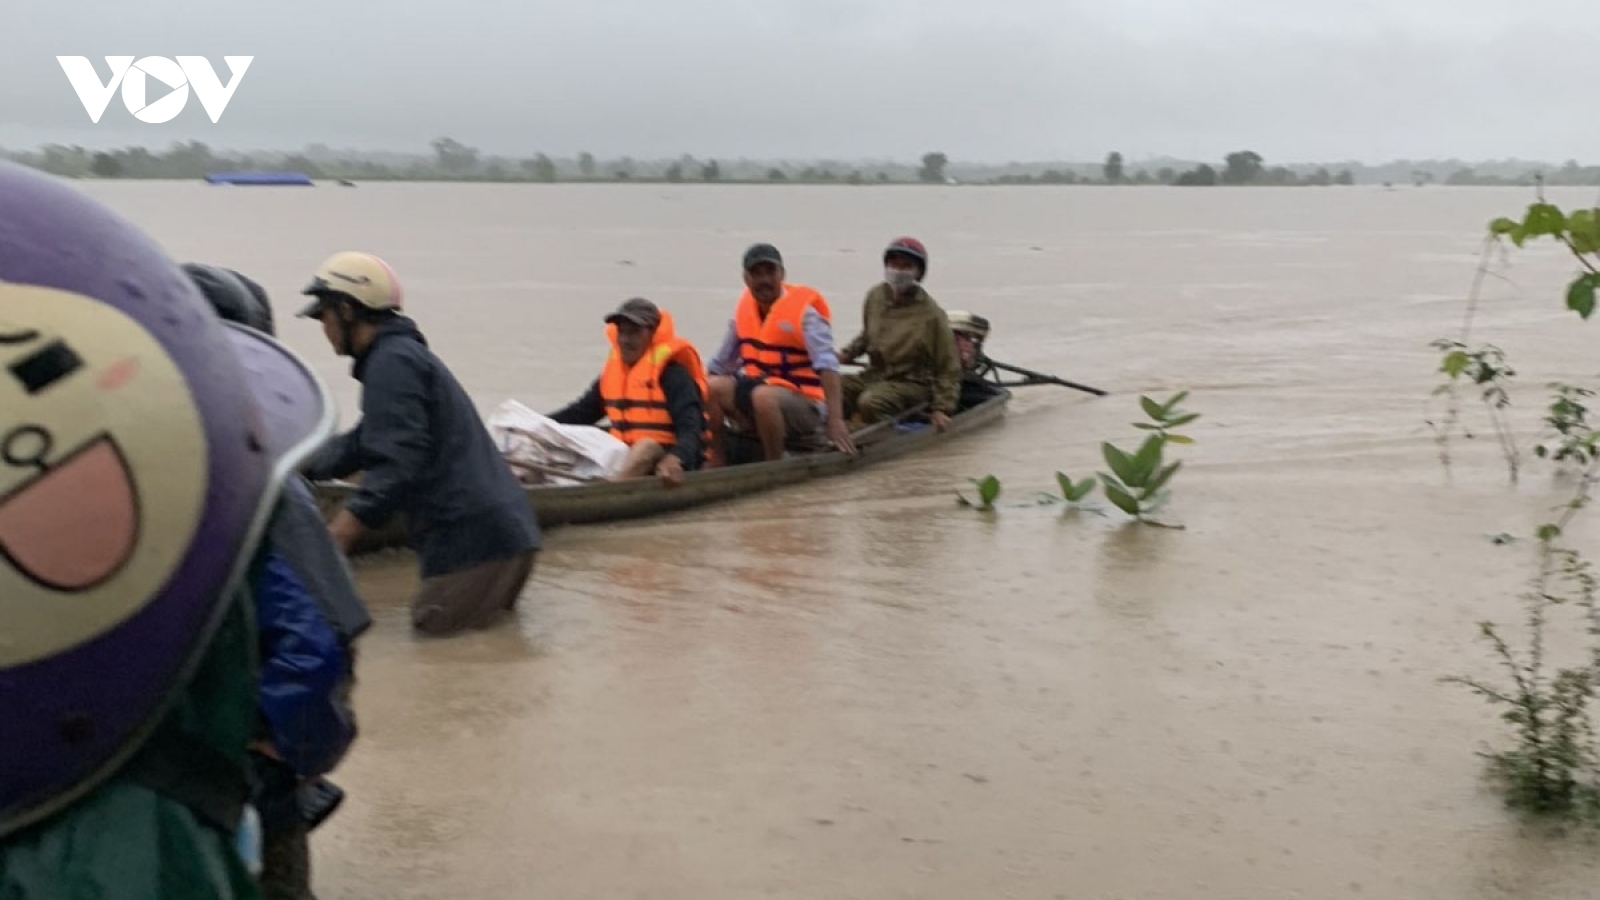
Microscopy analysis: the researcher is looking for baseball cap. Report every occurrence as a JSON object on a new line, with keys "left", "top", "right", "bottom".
{"left": 604, "top": 297, "right": 661, "bottom": 329}
{"left": 742, "top": 243, "right": 783, "bottom": 271}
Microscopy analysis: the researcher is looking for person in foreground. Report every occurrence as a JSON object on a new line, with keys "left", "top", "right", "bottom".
{"left": 839, "top": 236, "right": 962, "bottom": 431}
{"left": 547, "top": 297, "right": 709, "bottom": 485}
{"left": 295, "top": 251, "right": 541, "bottom": 636}
{"left": 0, "top": 158, "right": 336, "bottom": 898}
{"left": 705, "top": 243, "right": 856, "bottom": 462}
{"left": 185, "top": 262, "right": 371, "bottom": 900}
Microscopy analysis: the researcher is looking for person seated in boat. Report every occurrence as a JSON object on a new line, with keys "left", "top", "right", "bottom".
{"left": 838, "top": 237, "right": 962, "bottom": 432}
{"left": 704, "top": 242, "right": 856, "bottom": 463}
{"left": 949, "top": 310, "right": 991, "bottom": 375}
{"left": 545, "top": 297, "right": 709, "bottom": 486}
{"left": 948, "top": 310, "right": 1003, "bottom": 407}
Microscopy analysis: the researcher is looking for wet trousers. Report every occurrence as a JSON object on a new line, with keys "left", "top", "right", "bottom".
{"left": 410, "top": 549, "right": 538, "bottom": 635}
{"left": 841, "top": 373, "right": 932, "bottom": 423}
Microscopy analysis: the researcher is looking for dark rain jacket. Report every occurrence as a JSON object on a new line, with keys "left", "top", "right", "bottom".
{"left": 303, "top": 315, "right": 542, "bottom": 578}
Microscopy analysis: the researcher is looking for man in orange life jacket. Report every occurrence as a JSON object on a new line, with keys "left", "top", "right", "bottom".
{"left": 548, "top": 298, "right": 708, "bottom": 485}
{"left": 704, "top": 243, "right": 856, "bottom": 462}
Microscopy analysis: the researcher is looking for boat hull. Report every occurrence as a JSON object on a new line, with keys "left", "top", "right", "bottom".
{"left": 313, "top": 386, "right": 1010, "bottom": 554}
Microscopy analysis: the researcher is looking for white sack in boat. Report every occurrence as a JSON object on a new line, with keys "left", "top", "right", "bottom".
{"left": 488, "top": 399, "right": 628, "bottom": 485}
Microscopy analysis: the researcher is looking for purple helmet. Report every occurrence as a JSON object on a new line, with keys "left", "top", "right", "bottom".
{"left": 0, "top": 160, "right": 335, "bottom": 837}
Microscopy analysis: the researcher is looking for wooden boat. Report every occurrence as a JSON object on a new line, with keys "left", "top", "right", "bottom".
{"left": 312, "top": 379, "right": 1011, "bottom": 554}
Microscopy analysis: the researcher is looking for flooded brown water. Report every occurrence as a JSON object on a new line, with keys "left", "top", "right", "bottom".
{"left": 82, "top": 180, "right": 1600, "bottom": 898}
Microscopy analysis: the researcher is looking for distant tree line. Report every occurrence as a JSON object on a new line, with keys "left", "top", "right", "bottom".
{"left": 1163, "top": 151, "right": 1355, "bottom": 187}
{"left": 3, "top": 138, "right": 1596, "bottom": 188}
{"left": 1436, "top": 159, "right": 1600, "bottom": 187}
{"left": 0, "top": 139, "right": 917, "bottom": 185}
{"left": 979, "top": 150, "right": 1355, "bottom": 187}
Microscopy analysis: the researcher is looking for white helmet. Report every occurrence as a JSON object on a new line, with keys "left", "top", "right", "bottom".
{"left": 948, "top": 310, "right": 990, "bottom": 340}
{"left": 296, "top": 251, "right": 404, "bottom": 318}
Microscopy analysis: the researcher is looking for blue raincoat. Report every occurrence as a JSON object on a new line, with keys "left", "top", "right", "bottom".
{"left": 253, "top": 552, "right": 353, "bottom": 779}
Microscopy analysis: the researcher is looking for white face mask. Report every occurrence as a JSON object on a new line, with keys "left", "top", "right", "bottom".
{"left": 884, "top": 267, "right": 918, "bottom": 289}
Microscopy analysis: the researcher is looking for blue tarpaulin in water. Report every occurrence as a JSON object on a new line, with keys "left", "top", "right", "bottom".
{"left": 204, "top": 172, "right": 314, "bottom": 186}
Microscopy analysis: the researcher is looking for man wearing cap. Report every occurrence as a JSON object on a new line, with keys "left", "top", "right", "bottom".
{"left": 838, "top": 237, "right": 962, "bottom": 431}
{"left": 547, "top": 298, "right": 709, "bottom": 485}
{"left": 296, "top": 251, "right": 542, "bottom": 636}
{"left": 704, "top": 243, "right": 855, "bottom": 462}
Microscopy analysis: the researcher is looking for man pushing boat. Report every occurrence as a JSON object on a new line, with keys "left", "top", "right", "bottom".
{"left": 296, "top": 251, "right": 542, "bottom": 636}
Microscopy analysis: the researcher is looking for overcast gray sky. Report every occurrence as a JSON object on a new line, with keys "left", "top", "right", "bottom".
{"left": 2, "top": 0, "right": 1594, "bottom": 163}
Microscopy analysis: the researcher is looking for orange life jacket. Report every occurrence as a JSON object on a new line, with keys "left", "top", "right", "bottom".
{"left": 598, "top": 309, "right": 711, "bottom": 454}
{"left": 733, "top": 283, "right": 831, "bottom": 402}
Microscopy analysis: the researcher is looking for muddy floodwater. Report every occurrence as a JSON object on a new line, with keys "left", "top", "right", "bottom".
{"left": 83, "top": 180, "right": 1600, "bottom": 898}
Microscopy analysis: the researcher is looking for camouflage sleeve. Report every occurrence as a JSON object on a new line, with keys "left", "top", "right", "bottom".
{"left": 840, "top": 291, "right": 871, "bottom": 362}
{"left": 930, "top": 309, "right": 961, "bottom": 414}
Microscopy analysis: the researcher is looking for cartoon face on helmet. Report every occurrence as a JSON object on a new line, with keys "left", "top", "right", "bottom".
{"left": 0, "top": 289, "right": 209, "bottom": 652}
{"left": 0, "top": 160, "right": 334, "bottom": 838}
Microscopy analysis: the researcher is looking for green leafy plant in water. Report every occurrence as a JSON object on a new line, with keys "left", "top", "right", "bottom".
{"left": 956, "top": 474, "right": 1002, "bottom": 509}
{"left": 1056, "top": 472, "right": 1097, "bottom": 504}
{"left": 1030, "top": 470, "right": 1110, "bottom": 515}
{"left": 1097, "top": 392, "right": 1197, "bottom": 526}
{"left": 1425, "top": 235, "right": 1519, "bottom": 481}
{"left": 1430, "top": 338, "right": 1522, "bottom": 485}
{"left": 1437, "top": 181, "right": 1600, "bottom": 824}
{"left": 1487, "top": 185, "right": 1600, "bottom": 321}
{"left": 953, "top": 393, "right": 1198, "bottom": 521}
{"left": 1432, "top": 184, "right": 1600, "bottom": 483}
{"left": 1536, "top": 384, "right": 1599, "bottom": 469}
{"left": 1442, "top": 454, "right": 1600, "bottom": 822}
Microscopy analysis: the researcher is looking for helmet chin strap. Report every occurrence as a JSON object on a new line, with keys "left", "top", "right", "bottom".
{"left": 336, "top": 299, "right": 358, "bottom": 356}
